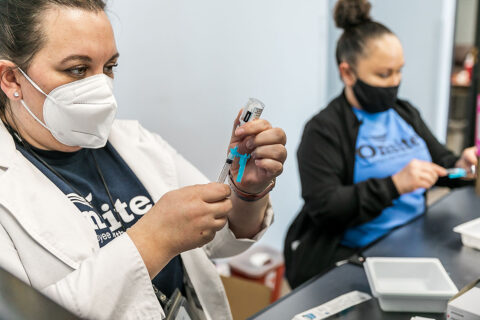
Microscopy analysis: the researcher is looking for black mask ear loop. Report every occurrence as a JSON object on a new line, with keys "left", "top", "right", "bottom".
{"left": 341, "top": 61, "right": 360, "bottom": 91}
{"left": 347, "top": 63, "right": 361, "bottom": 86}
{"left": 342, "top": 62, "right": 363, "bottom": 107}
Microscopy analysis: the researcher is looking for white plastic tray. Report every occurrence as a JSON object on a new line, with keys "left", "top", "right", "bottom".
{"left": 364, "top": 257, "right": 458, "bottom": 313}
{"left": 453, "top": 218, "right": 480, "bottom": 250}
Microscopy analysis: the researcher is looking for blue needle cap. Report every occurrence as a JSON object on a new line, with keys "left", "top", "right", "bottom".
{"left": 230, "top": 146, "right": 251, "bottom": 183}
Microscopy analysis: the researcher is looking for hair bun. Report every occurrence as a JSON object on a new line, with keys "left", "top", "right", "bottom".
{"left": 334, "top": 0, "right": 372, "bottom": 30}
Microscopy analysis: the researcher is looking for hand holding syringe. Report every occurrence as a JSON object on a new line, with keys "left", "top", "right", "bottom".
{"left": 217, "top": 98, "right": 265, "bottom": 183}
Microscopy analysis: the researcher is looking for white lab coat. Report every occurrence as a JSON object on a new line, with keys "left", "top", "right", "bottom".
{"left": 0, "top": 120, "right": 273, "bottom": 320}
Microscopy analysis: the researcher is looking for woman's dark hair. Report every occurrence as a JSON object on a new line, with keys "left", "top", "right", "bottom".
{"left": 0, "top": 0, "right": 106, "bottom": 119}
{"left": 334, "top": 0, "right": 393, "bottom": 66}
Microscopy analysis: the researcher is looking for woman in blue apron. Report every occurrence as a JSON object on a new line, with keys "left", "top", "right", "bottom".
{"left": 284, "top": 0, "right": 477, "bottom": 288}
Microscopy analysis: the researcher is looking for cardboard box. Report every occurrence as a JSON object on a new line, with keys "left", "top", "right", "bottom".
{"left": 221, "top": 275, "right": 271, "bottom": 320}
{"left": 447, "top": 279, "right": 480, "bottom": 320}
{"left": 228, "top": 245, "right": 285, "bottom": 302}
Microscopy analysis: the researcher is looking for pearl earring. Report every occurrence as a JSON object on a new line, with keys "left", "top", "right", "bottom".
{"left": 13, "top": 92, "right": 19, "bottom": 98}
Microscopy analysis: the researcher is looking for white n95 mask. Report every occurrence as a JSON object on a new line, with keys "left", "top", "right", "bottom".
{"left": 18, "top": 68, "right": 117, "bottom": 149}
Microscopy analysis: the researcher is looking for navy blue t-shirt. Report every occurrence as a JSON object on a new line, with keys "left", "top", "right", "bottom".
{"left": 16, "top": 141, "right": 183, "bottom": 297}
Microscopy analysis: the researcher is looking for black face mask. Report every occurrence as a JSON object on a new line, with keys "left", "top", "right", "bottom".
{"left": 352, "top": 78, "right": 399, "bottom": 113}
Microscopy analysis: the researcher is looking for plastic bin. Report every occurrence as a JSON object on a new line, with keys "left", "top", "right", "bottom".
{"left": 228, "top": 245, "right": 284, "bottom": 302}
{"left": 453, "top": 218, "right": 480, "bottom": 250}
{"left": 364, "top": 257, "right": 458, "bottom": 313}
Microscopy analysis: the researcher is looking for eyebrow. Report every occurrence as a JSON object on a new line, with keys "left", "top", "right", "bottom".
{"left": 60, "top": 52, "right": 120, "bottom": 65}
{"left": 377, "top": 64, "right": 405, "bottom": 72}
{"left": 109, "top": 53, "right": 120, "bottom": 61}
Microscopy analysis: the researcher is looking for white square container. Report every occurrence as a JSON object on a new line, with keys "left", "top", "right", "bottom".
{"left": 364, "top": 257, "right": 458, "bottom": 313}
{"left": 453, "top": 218, "right": 480, "bottom": 250}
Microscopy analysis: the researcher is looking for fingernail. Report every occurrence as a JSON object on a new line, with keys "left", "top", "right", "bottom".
{"left": 246, "top": 140, "right": 253, "bottom": 149}
{"left": 235, "top": 128, "right": 245, "bottom": 136}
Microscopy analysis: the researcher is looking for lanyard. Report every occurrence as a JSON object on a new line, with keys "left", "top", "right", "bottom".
{"left": 10, "top": 129, "right": 128, "bottom": 233}
{"left": 5, "top": 124, "right": 200, "bottom": 317}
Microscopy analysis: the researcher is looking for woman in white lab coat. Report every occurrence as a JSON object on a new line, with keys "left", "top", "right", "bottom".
{"left": 0, "top": 1, "right": 286, "bottom": 319}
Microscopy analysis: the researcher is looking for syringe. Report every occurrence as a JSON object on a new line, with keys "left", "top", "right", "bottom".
{"left": 217, "top": 98, "right": 265, "bottom": 183}
{"left": 446, "top": 165, "right": 476, "bottom": 179}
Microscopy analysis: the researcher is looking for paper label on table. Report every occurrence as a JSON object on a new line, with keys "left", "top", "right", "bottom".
{"left": 291, "top": 290, "right": 372, "bottom": 320}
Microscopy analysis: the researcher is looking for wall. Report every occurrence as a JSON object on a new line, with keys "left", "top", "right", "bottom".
{"left": 455, "top": 0, "right": 478, "bottom": 45}
{"left": 107, "top": 1, "right": 329, "bottom": 250}
{"left": 107, "top": 1, "right": 456, "bottom": 251}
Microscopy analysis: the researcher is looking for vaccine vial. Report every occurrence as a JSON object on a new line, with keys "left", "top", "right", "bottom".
{"left": 239, "top": 98, "right": 265, "bottom": 126}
